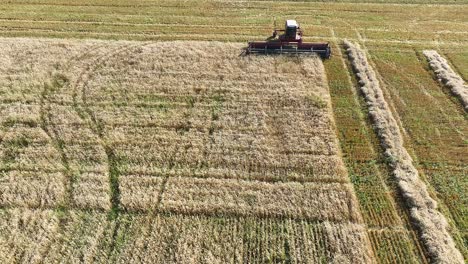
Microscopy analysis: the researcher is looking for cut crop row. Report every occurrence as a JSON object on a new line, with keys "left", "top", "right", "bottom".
{"left": 344, "top": 40, "right": 463, "bottom": 263}
{"left": 324, "top": 41, "right": 427, "bottom": 263}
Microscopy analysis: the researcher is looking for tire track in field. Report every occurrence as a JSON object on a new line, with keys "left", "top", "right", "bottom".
{"left": 67, "top": 42, "right": 153, "bottom": 258}
{"left": 37, "top": 43, "right": 109, "bottom": 210}
{"left": 34, "top": 44, "right": 114, "bottom": 261}
{"left": 63, "top": 42, "right": 109, "bottom": 72}
{"left": 70, "top": 43, "right": 139, "bottom": 214}
{"left": 39, "top": 79, "right": 71, "bottom": 208}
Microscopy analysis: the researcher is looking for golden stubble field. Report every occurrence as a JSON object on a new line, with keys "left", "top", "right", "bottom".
{"left": 0, "top": 38, "right": 375, "bottom": 263}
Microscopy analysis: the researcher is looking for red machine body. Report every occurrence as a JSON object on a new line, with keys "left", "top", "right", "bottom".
{"left": 247, "top": 20, "right": 331, "bottom": 58}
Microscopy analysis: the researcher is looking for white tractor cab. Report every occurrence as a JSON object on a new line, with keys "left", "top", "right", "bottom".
{"left": 284, "top": 20, "right": 302, "bottom": 41}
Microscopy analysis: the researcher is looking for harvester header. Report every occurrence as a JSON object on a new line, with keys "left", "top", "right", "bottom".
{"left": 247, "top": 20, "right": 331, "bottom": 58}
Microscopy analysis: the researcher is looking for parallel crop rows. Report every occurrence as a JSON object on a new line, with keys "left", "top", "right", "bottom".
{"left": 366, "top": 43, "right": 468, "bottom": 260}
{"left": 0, "top": 0, "right": 467, "bottom": 45}
{"left": 0, "top": 209, "right": 374, "bottom": 263}
{"left": 0, "top": 1, "right": 467, "bottom": 263}
{"left": 323, "top": 41, "right": 429, "bottom": 263}
{"left": 345, "top": 40, "right": 463, "bottom": 263}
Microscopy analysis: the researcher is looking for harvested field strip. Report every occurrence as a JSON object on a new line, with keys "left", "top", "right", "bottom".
{"left": 0, "top": 4, "right": 454, "bottom": 19}
{"left": 368, "top": 48, "right": 467, "bottom": 258}
{"left": 2, "top": 29, "right": 468, "bottom": 49}
{"left": 0, "top": 21, "right": 465, "bottom": 47}
{"left": 443, "top": 52, "right": 468, "bottom": 81}
{"left": 0, "top": 0, "right": 467, "bottom": 46}
{"left": 0, "top": 28, "right": 323, "bottom": 42}
{"left": 0, "top": 19, "right": 467, "bottom": 36}
{"left": 1, "top": 28, "right": 467, "bottom": 47}
{"left": 423, "top": 50, "right": 468, "bottom": 111}
{"left": 368, "top": 229, "right": 423, "bottom": 264}
{"left": 1, "top": 1, "right": 466, "bottom": 22}
{"left": 361, "top": 30, "right": 468, "bottom": 43}
{"left": 0, "top": 15, "right": 464, "bottom": 35}
{"left": 0, "top": 22, "right": 269, "bottom": 36}
{"left": 344, "top": 40, "right": 464, "bottom": 263}
{"left": 2, "top": 0, "right": 464, "bottom": 8}
{"left": 324, "top": 41, "right": 427, "bottom": 262}
{"left": 0, "top": 20, "right": 459, "bottom": 43}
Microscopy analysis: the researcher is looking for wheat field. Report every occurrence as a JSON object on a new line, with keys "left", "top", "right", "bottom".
{"left": 0, "top": 0, "right": 467, "bottom": 263}
{"left": 0, "top": 38, "right": 375, "bottom": 263}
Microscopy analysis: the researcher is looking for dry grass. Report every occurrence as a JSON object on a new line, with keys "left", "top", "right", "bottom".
{"left": 344, "top": 40, "right": 464, "bottom": 263}
{"left": 0, "top": 209, "right": 59, "bottom": 263}
{"left": 423, "top": 50, "right": 468, "bottom": 111}
{"left": 0, "top": 103, "right": 41, "bottom": 127}
{"left": 87, "top": 41, "right": 347, "bottom": 185}
{"left": 114, "top": 214, "right": 373, "bottom": 264}
{"left": 0, "top": 171, "right": 65, "bottom": 207}
{"left": 0, "top": 209, "right": 114, "bottom": 263}
{"left": 72, "top": 172, "right": 111, "bottom": 210}
{"left": 0, "top": 38, "right": 374, "bottom": 262}
{"left": 42, "top": 211, "right": 111, "bottom": 263}
{"left": 160, "top": 178, "right": 360, "bottom": 222}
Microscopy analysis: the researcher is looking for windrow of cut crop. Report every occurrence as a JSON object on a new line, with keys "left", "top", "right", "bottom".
{"left": 343, "top": 40, "right": 464, "bottom": 264}
{"left": 423, "top": 50, "right": 468, "bottom": 111}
